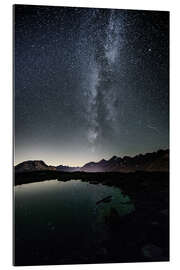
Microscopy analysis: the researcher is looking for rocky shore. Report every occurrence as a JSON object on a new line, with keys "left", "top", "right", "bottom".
{"left": 15, "top": 170, "right": 169, "bottom": 264}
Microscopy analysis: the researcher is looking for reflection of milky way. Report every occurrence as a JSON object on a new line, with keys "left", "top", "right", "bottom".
{"left": 15, "top": 6, "right": 169, "bottom": 165}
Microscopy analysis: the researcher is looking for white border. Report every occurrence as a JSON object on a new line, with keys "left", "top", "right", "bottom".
{"left": 0, "top": 0, "right": 180, "bottom": 269}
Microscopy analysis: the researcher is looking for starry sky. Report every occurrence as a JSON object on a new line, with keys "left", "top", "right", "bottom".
{"left": 14, "top": 5, "right": 169, "bottom": 166}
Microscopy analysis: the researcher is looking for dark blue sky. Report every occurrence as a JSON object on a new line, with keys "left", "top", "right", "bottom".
{"left": 14, "top": 5, "right": 169, "bottom": 166}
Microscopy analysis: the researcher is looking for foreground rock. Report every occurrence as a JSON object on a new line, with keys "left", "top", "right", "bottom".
{"left": 14, "top": 170, "right": 169, "bottom": 264}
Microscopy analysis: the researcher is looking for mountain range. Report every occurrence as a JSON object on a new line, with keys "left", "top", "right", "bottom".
{"left": 15, "top": 149, "right": 169, "bottom": 173}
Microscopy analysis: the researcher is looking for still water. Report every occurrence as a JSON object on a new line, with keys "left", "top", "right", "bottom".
{"left": 15, "top": 179, "right": 134, "bottom": 265}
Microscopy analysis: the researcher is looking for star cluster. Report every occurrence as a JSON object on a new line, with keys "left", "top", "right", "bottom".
{"left": 14, "top": 5, "right": 169, "bottom": 166}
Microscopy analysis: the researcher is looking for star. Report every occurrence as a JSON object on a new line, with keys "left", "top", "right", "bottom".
{"left": 14, "top": 5, "right": 169, "bottom": 165}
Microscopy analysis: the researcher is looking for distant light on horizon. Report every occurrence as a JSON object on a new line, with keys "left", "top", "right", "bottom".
{"left": 14, "top": 145, "right": 169, "bottom": 167}
{"left": 14, "top": 6, "right": 169, "bottom": 166}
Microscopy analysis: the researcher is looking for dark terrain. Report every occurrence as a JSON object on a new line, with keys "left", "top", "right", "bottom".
{"left": 14, "top": 169, "right": 169, "bottom": 265}
{"left": 14, "top": 149, "right": 169, "bottom": 265}
{"left": 15, "top": 149, "right": 169, "bottom": 174}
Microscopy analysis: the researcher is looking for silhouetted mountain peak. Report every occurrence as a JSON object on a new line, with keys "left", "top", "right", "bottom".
{"left": 15, "top": 160, "right": 56, "bottom": 172}
{"left": 98, "top": 159, "right": 107, "bottom": 164}
{"left": 15, "top": 149, "right": 169, "bottom": 173}
{"left": 56, "top": 165, "right": 80, "bottom": 172}
{"left": 109, "top": 155, "right": 118, "bottom": 161}
{"left": 81, "top": 149, "right": 169, "bottom": 172}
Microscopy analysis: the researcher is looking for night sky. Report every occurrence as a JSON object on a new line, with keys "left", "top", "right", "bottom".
{"left": 14, "top": 5, "right": 169, "bottom": 166}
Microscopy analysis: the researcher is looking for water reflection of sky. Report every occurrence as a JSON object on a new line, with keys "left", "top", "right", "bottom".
{"left": 15, "top": 179, "right": 135, "bottom": 253}
{"left": 15, "top": 179, "right": 134, "bottom": 216}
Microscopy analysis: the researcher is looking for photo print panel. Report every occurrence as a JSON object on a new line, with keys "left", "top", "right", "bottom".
{"left": 13, "top": 4, "right": 169, "bottom": 266}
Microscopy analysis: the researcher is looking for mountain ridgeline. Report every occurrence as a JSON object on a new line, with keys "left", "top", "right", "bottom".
{"left": 81, "top": 149, "right": 169, "bottom": 172}
{"left": 15, "top": 149, "right": 169, "bottom": 173}
{"left": 15, "top": 160, "right": 57, "bottom": 173}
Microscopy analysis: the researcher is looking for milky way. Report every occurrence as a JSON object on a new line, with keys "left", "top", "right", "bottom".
{"left": 84, "top": 10, "right": 122, "bottom": 150}
{"left": 14, "top": 5, "right": 169, "bottom": 166}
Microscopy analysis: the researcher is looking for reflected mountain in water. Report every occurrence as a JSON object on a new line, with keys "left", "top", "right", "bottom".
{"left": 14, "top": 149, "right": 169, "bottom": 265}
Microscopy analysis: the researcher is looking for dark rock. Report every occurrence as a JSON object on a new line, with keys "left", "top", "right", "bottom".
{"left": 96, "top": 196, "right": 112, "bottom": 205}
{"left": 142, "top": 244, "right": 163, "bottom": 258}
